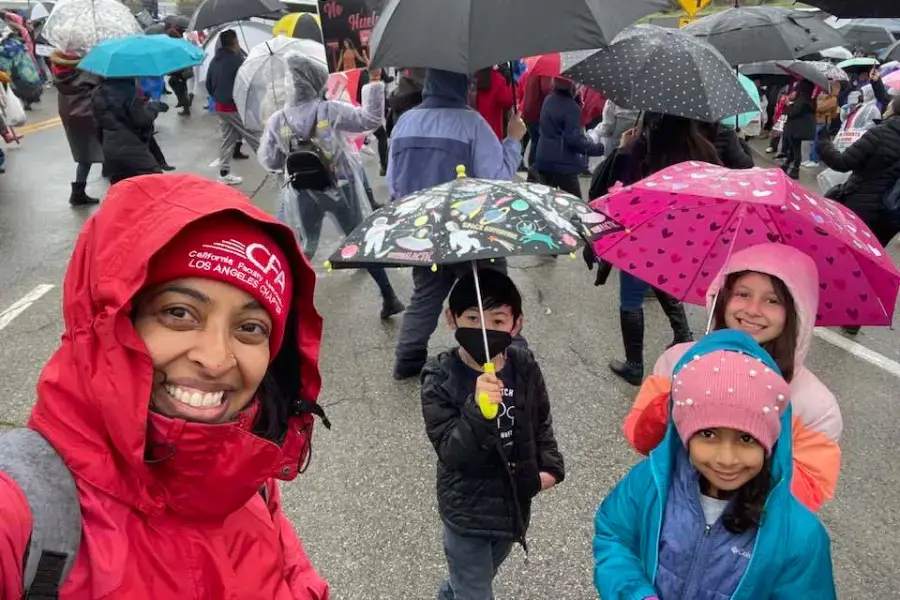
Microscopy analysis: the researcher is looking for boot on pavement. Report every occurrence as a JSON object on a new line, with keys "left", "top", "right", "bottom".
{"left": 609, "top": 309, "right": 644, "bottom": 385}
{"left": 232, "top": 142, "right": 250, "bottom": 160}
{"left": 69, "top": 182, "right": 100, "bottom": 206}
{"left": 654, "top": 288, "right": 694, "bottom": 348}
{"left": 380, "top": 290, "right": 405, "bottom": 320}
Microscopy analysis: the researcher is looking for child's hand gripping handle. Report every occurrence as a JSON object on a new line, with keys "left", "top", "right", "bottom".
{"left": 477, "top": 362, "right": 499, "bottom": 419}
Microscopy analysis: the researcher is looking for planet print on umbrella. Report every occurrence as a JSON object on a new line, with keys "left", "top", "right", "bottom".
{"left": 341, "top": 244, "right": 360, "bottom": 259}
{"left": 511, "top": 200, "right": 530, "bottom": 212}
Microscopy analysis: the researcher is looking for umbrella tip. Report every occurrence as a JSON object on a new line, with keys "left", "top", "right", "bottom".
{"left": 569, "top": 252, "right": 576, "bottom": 260}
{"left": 323, "top": 260, "right": 333, "bottom": 272}
{"left": 431, "top": 264, "right": 438, "bottom": 272}
{"left": 456, "top": 165, "right": 466, "bottom": 179}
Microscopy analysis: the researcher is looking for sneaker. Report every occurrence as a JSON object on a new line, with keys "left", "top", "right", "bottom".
{"left": 801, "top": 161, "right": 819, "bottom": 168}
{"left": 160, "top": 164, "right": 176, "bottom": 172}
{"left": 764, "top": 147, "right": 774, "bottom": 153}
{"left": 209, "top": 158, "right": 222, "bottom": 169}
{"left": 360, "top": 144, "right": 376, "bottom": 156}
{"left": 218, "top": 173, "right": 243, "bottom": 185}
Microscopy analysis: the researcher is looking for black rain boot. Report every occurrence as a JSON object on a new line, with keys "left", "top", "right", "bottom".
{"left": 609, "top": 309, "right": 644, "bottom": 386}
{"left": 654, "top": 288, "right": 693, "bottom": 348}
{"left": 232, "top": 142, "right": 249, "bottom": 160}
{"left": 69, "top": 182, "right": 99, "bottom": 206}
{"left": 841, "top": 326, "right": 861, "bottom": 335}
{"left": 178, "top": 106, "right": 191, "bottom": 117}
{"left": 380, "top": 289, "right": 405, "bottom": 320}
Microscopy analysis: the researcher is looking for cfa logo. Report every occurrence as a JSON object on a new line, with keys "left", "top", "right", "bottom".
{"left": 246, "top": 243, "right": 287, "bottom": 293}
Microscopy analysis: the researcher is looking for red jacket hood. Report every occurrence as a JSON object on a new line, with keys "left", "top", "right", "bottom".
{"left": 28, "top": 174, "right": 324, "bottom": 512}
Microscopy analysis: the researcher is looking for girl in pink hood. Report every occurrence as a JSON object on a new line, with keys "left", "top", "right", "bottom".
{"left": 623, "top": 243, "right": 842, "bottom": 512}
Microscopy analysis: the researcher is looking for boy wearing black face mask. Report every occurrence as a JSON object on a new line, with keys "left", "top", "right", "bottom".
{"left": 420, "top": 270, "right": 565, "bottom": 600}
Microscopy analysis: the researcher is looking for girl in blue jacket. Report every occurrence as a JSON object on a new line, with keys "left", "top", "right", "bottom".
{"left": 593, "top": 329, "right": 836, "bottom": 600}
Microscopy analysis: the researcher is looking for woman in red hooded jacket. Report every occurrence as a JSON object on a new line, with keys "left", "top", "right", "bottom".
{"left": 473, "top": 66, "right": 514, "bottom": 140}
{"left": 0, "top": 173, "right": 330, "bottom": 599}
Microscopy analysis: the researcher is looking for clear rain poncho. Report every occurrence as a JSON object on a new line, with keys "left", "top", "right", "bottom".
{"left": 259, "top": 51, "right": 384, "bottom": 260}
{"left": 818, "top": 85, "right": 882, "bottom": 194}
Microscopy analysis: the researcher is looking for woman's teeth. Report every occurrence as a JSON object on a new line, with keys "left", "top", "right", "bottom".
{"left": 164, "top": 384, "right": 225, "bottom": 408}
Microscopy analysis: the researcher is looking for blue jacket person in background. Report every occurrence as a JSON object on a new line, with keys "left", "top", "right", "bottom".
{"left": 593, "top": 330, "right": 836, "bottom": 600}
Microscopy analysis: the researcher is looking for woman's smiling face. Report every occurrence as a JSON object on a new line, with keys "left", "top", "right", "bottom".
{"left": 133, "top": 278, "right": 272, "bottom": 424}
{"left": 724, "top": 272, "right": 786, "bottom": 345}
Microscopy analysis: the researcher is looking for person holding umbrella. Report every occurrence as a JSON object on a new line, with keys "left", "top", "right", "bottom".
{"left": 387, "top": 69, "right": 525, "bottom": 380}
{"left": 781, "top": 80, "right": 816, "bottom": 180}
{"left": 422, "top": 269, "right": 564, "bottom": 600}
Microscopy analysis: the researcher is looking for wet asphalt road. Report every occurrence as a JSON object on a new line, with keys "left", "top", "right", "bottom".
{"left": 0, "top": 91, "right": 898, "bottom": 598}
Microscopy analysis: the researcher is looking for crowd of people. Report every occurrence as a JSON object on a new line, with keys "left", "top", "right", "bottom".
{"left": 1, "top": 5, "right": 899, "bottom": 599}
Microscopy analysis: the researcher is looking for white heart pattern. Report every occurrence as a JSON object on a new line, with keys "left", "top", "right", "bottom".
{"left": 662, "top": 175, "right": 674, "bottom": 180}
{"left": 690, "top": 173, "right": 708, "bottom": 179}
{"left": 752, "top": 190, "right": 773, "bottom": 198}
{"left": 724, "top": 191, "right": 737, "bottom": 196}
{"left": 738, "top": 181, "right": 750, "bottom": 187}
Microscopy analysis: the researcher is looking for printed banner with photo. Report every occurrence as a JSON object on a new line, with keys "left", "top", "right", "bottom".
{"left": 317, "top": 0, "right": 380, "bottom": 74}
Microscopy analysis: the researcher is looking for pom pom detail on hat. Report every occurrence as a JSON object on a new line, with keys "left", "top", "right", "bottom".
{"left": 672, "top": 348, "right": 791, "bottom": 456}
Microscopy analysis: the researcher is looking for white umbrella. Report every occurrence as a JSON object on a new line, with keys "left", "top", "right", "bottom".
{"left": 29, "top": 2, "right": 53, "bottom": 22}
{"left": 820, "top": 46, "right": 853, "bottom": 61}
{"left": 42, "top": 0, "right": 143, "bottom": 54}
{"left": 233, "top": 35, "right": 326, "bottom": 132}
{"left": 194, "top": 21, "right": 272, "bottom": 87}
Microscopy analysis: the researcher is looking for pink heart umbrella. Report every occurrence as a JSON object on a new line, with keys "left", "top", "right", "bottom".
{"left": 883, "top": 69, "right": 900, "bottom": 92}
{"left": 589, "top": 162, "right": 900, "bottom": 327}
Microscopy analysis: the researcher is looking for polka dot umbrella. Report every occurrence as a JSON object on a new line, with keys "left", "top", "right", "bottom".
{"left": 560, "top": 24, "right": 758, "bottom": 123}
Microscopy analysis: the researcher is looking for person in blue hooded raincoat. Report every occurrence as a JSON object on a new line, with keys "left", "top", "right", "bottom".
{"left": 593, "top": 329, "right": 836, "bottom": 600}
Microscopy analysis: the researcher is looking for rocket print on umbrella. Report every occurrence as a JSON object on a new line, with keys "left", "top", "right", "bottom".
{"left": 327, "top": 168, "right": 605, "bottom": 269}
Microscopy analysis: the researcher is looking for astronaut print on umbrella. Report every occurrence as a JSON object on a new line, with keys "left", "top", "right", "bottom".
{"left": 328, "top": 178, "right": 605, "bottom": 269}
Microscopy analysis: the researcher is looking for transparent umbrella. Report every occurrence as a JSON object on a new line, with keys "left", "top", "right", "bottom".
{"left": 42, "top": 0, "right": 143, "bottom": 55}
{"left": 233, "top": 35, "right": 326, "bottom": 132}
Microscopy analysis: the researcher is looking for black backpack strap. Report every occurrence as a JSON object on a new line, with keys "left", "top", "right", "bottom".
{"left": 0, "top": 429, "right": 82, "bottom": 599}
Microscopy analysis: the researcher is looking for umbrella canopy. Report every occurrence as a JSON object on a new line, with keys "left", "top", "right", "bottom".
{"left": 801, "top": 0, "right": 900, "bottom": 18}
{"left": 883, "top": 69, "right": 900, "bottom": 91}
{"left": 778, "top": 60, "right": 849, "bottom": 90}
{"left": 144, "top": 23, "right": 166, "bottom": 35}
{"left": 28, "top": 2, "right": 53, "bottom": 22}
{"left": 560, "top": 25, "right": 758, "bottom": 123}
{"left": 327, "top": 177, "right": 596, "bottom": 269}
{"left": 234, "top": 35, "right": 326, "bottom": 132}
{"left": 42, "top": 0, "right": 143, "bottom": 54}
{"left": 195, "top": 21, "right": 273, "bottom": 85}
{"left": 837, "top": 56, "right": 880, "bottom": 73}
{"left": 79, "top": 34, "right": 205, "bottom": 77}
{"left": 133, "top": 10, "right": 155, "bottom": 29}
{"left": 368, "top": 0, "right": 669, "bottom": 73}
{"left": 682, "top": 7, "right": 847, "bottom": 66}
{"left": 819, "top": 46, "right": 854, "bottom": 61}
{"left": 720, "top": 73, "right": 760, "bottom": 130}
{"left": 825, "top": 17, "right": 897, "bottom": 52}
{"left": 738, "top": 61, "right": 792, "bottom": 87}
{"left": 272, "top": 12, "right": 321, "bottom": 42}
{"left": 523, "top": 53, "right": 562, "bottom": 79}
{"left": 189, "top": 0, "right": 286, "bottom": 31}
{"left": 883, "top": 40, "right": 900, "bottom": 62}
{"left": 589, "top": 162, "right": 900, "bottom": 326}
{"left": 164, "top": 15, "right": 191, "bottom": 33}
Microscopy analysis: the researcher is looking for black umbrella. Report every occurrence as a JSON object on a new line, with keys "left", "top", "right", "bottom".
{"left": 285, "top": 13, "right": 321, "bottom": 42}
{"left": 777, "top": 60, "right": 849, "bottom": 90}
{"left": 827, "top": 19, "right": 896, "bottom": 52}
{"left": 560, "top": 25, "right": 758, "bottom": 123}
{"left": 682, "top": 6, "right": 847, "bottom": 66}
{"left": 886, "top": 40, "right": 900, "bottom": 62}
{"left": 189, "top": 0, "right": 286, "bottom": 31}
{"left": 800, "top": 0, "right": 900, "bottom": 19}
{"left": 739, "top": 61, "right": 792, "bottom": 87}
{"left": 369, "top": 0, "right": 669, "bottom": 73}
{"left": 164, "top": 14, "right": 191, "bottom": 32}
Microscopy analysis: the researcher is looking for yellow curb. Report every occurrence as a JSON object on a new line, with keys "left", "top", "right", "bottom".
{"left": 15, "top": 116, "right": 61, "bottom": 135}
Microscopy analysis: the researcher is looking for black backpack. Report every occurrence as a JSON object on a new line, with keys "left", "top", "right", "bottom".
{"left": 285, "top": 104, "right": 337, "bottom": 192}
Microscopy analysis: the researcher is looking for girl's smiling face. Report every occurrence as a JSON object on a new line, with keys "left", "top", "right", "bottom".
{"left": 689, "top": 428, "right": 766, "bottom": 498}
{"left": 723, "top": 272, "right": 786, "bottom": 344}
{"left": 133, "top": 278, "right": 272, "bottom": 424}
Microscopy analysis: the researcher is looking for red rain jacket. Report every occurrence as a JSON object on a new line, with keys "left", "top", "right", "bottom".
{"left": 0, "top": 174, "right": 329, "bottom": 599}
{"left": 475, "top": 69, "right": 514, "bottom": 140}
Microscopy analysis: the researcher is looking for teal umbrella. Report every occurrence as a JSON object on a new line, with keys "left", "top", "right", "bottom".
{"left": 720, "top": 73, "right": 760, "bottom": 129}
{"left": 837, "top": 57, "right": 880, "bottom": 72}
{"left": 79, "top": 35, "right": 205, "bottom": 78}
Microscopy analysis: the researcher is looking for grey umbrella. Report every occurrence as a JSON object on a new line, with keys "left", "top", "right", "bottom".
{"left": 803, "top": 0, "right": 899, "bottom": 19}
{"left": 886, "top": 40, "right": 900, "bottom": 62}
{"left": 368, "top": 0, "right": 669, "bottom": 73}
{"left": 777, "top": 60, "right": 849, "bottom": 90}
{"left": 189, "top": 0, "right": 286, "bottom": 31}
{"left": 682, "top": 6, "right": 847, "bottom": 66}
{"left": 739, "top": 61, "right": 791, "bottom": 87}
{"left": 560, "top": 25, "right": 758, "bottom": 123}
{"left": 825, "top": 18, "right": 896, "bottom": 53}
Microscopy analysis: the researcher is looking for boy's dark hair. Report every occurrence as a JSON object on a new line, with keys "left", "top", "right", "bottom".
{"left": 722, "top": 453, "right": 773, "bottom": 534}
{"left": 448, "top": 269, "right": 522, "bottom": 320}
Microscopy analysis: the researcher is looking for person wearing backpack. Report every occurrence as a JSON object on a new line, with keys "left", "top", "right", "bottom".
{"left": 0, "top": 174, "right": 330, "bottom": 599}
{"left": 259, "top": 52, "right": 405, "bottom": 321}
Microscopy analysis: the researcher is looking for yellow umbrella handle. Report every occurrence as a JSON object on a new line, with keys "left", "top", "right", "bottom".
{"left": 477, "top": 362, "right": 499, "bottom": 419}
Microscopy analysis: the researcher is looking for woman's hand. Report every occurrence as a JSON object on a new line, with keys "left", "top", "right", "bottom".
{"left": 619, "top": 127, "right": 638, "bottom": 148}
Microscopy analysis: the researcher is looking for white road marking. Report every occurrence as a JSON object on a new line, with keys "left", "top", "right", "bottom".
{"left": 814, "top": 327, "right": 900, "bottom": 379}
{"left": 0, "top": 284, "right": 55, "bottom": 332}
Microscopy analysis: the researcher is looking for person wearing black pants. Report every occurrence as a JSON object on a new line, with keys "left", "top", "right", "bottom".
{"left": 373, "top": 124, "right": 388, "bottom": 175}
{"left": 533, "top": 78, "right": 603, "bottom": 199}
{"left": 781, "top": 80, "right": 815, "bottom": 180}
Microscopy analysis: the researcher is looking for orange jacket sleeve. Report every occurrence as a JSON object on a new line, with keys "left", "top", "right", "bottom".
{"left": 264, "top": 480, "right": 330, "bottom": 600}
{"left": 789, "top": 416, "right": 841, "bottom": 512}
{"left": 623, "top": 375, "right": 672, "bottom": 455}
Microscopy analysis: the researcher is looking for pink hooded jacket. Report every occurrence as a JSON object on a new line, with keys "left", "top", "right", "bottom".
{"left": 625, "top": 243, "right": 842, "bottom": 511}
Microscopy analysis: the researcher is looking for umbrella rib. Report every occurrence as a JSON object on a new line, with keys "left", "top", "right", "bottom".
{"left": 681, "top": 202, "right": 742, "bottom": 302}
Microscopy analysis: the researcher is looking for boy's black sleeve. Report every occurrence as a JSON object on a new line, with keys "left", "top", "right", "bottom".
{"left": 531, "top": 362, "right": 565, "bottom": 484}
{"left": 421, "top": 365, "right": 499, "bottom": 473}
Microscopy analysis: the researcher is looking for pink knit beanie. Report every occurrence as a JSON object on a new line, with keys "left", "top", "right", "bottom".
{"left": 672, "top": 350, "right": 791, "bottom": 455}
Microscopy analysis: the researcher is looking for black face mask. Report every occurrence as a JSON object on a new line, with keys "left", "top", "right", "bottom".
{"left": 455, "top": 326, "right": 513, "bottom": 366}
